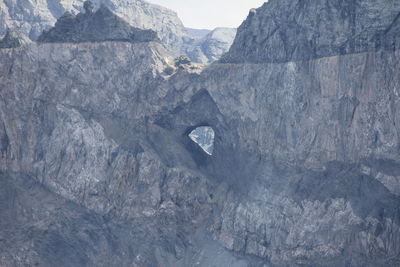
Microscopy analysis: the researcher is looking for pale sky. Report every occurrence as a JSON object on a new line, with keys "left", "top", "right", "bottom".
{"left": 147, "top": 0, "right": 267, "bottom": 29}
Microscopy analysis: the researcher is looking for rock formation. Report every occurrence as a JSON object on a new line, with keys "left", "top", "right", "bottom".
{"left": 0, "top": 28, "right": 23, "bottom": 48}
{"left": 37, "top": 3, "right": 159, "bottom": 43}
{"left": 0, "top": 0, "right": 234, "bottom": 63}
{"left": 0, "top": 0, "right": 185, "bottom": 54}
{"left": 186, "top": 27, "right": 237, "bottom": 63}
{"left": 221, "top": 0, "right": 400, "bottom": 63}
{"left": 0, "top": 0, "right": 399, "bottom": 266}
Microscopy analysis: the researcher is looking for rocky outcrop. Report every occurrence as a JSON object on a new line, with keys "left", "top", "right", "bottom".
{"left": 0, "top": 0, "right": 233, "bottom": 62}
{"left": 37, "top": 3, "right": 158, "bottom": 43}
{"left": 0, "top": 0, "right": 185, "bottom": 55}
{"left": 1, "top": 0, "right": 400, "bottom": 266}
{"left": 186, "top": 27, "right": 237, "bottom": 63}
{"left": 222, "top": 0, "right": 400, "bottom": 63}
{"left": 0, "top": 28, "right": 23, "bottom": 48}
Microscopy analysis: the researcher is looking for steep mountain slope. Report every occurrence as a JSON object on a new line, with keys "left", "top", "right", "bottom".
{"left": 37, "top": 4, "right": 159, "bottom": 43}
{"left": 222, "top": 0, "right": 400, "bottom": 63}
{"left": 2, "top": 39, "right": 399, "bottom": 267}
{"left": 202, "top": 53, "right": 400, "bottom": 265}
{"left": 0, "top": 0, "right": 186, "bottom": 56}
{"left": 1, "top": 0, "right": 400, "bottom": 266}
{"left": 0, "top": 0, "right": 235, "bottom": 62}
{"left": 0, "top": 41, "right": 215, "bottom": 267}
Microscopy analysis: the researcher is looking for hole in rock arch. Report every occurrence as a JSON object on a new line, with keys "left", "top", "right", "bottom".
{"left": 188, "top": 126, "right": 215, "bottom": 156}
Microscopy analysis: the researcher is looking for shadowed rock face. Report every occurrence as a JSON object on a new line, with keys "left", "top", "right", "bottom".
{"left": 1, "top": 42, "right": 399, "bottom": 267}
{"left": 0, "top": 1, "right": 400, "bottom": 267}
{"left": 0, "top": 28, "right": 23, "bottom": 49}
{"left": 221, "top": 0, "right": 400, "bottom": 63}
{"left": 37, "top": 4, "right": 159, "bottom": 43}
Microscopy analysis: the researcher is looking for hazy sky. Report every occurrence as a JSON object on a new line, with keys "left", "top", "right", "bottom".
{"left": 147, "top": 0, "right": 267, "bottom": 29}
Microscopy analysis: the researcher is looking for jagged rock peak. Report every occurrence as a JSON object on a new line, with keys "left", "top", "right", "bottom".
{"left": 37, "top": 1, "right": 159, "bottom": 44}
{"left": 0, "top": 28, "right": 23, "bottom": 49}
{"left": 221, "top": 0, "right": 400, "bottom": 63}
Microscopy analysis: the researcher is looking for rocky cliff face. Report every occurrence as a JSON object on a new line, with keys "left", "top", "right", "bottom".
{"left": 1, "top": 0, "right": 400, "bottom": 267}
{"left": 0, "top": 0, "right": 234, "bottom": 62}
{"left": 0, "top": 0, "right": 185, "bottom": 55}
{"left": 222, "top": 0, "right": 400, "bottom": 63}
{"left": 0, "top": 41, "right": 219, "bottom": 267}
{"left": 37, "top": 4, "right": 159, "bottom": 43}
{"left": 202, "top": 53, "right": 400, "bottom": 265}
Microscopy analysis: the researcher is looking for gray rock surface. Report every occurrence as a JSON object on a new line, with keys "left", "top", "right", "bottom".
{"left": 186, "top": 27, "right": 237, "bottom": 63}
{"left": 0, "top": 28, "right": 23, "bottom": 48}
{"left": 1, "top": 0, "right": 400, "bottom": 266}
{"left": 0, "top": 0, "right": 233, "bottom": 62}
{"left": 222, "top": 0, "right": 400, "bottom": 63}
{"left": 1, "top": 41, "right": 399, "bottom": 267}
{"left": 0, "top": 0, "right": 186, "bottom": 56}
{"left": 37, "top": 3, "right": 159, "bottom": 43}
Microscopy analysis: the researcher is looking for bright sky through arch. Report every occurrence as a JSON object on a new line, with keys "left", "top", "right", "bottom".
{"left": 147, "top": 0, "right": 267, "bottom": 29}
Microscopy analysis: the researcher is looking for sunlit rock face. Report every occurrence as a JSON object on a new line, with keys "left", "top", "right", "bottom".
{"left": 185, "top": 28, "right": 237, "bottom": 63}
{"left": 189, "top": 127, "right": 215, "bottom": 155}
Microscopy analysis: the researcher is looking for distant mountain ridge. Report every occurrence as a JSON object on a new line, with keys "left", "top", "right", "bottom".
{"left": 185, "top": 28, "right": 212, "bottom": 38}
{"left": 0, "top": 0, "right": 236, "bottom": 63}
{"left": 185, "top": 27, "right": 237, "bottom": 63}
